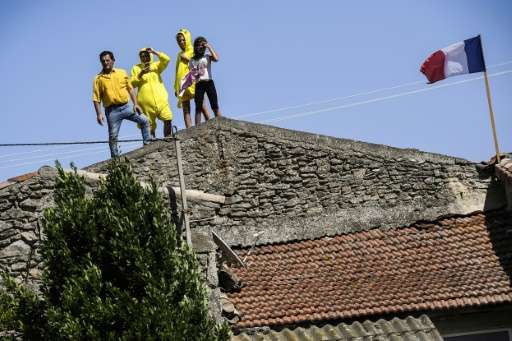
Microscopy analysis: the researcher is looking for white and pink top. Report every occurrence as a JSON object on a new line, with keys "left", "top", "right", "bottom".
{"left": 189, "top": 55, "right": 213, "bottom": 82}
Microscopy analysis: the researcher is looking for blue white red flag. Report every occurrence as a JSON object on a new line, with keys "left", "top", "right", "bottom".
{"left": 420, "top": 36, "right": 486, "bottom": 83}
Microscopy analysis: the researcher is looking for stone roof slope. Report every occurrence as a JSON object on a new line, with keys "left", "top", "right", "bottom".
{"left": 84, "top": 118, "right": 497, "bottom": 247}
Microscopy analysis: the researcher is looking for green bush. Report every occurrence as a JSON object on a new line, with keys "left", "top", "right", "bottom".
{"left": 0, "top": 160, "right": 230, "bottom": 341}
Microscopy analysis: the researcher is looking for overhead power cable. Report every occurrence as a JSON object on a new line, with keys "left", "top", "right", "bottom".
{"left": 234, "top": 79, "right": 425, "bottom": 119}
{"left": 0, "top": 142, "right": 142, "bottom": 170}
{"left": 0, "top": 133, "right": 140, "bottom": 160}
{"left": 0, "top": 138, "right": 172, "bottom": 147}
{"left": 0, "top": 134, "right": 143, "bottom": 170}
{"left": 1, "top": 143, "right": 139, "bottom": 164}
{"left": 234, "top": 59, "right": 512, "bottom": 120}
{"left": 262, "top": 69, "right": 512, "bottom": 123}
{"left": 0, "top": 146, "right": 115, "bottom": 169}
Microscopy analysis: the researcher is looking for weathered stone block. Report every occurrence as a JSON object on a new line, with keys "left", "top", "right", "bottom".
{"left": 21, "top": 231, "right": 38, "bottom": 245}
{"left": 191, "top": 231, "right": 217, "bottom": 253}
{"left": 10, "top": 262, "right": 27, "bottom": 272}
{"left": 19, "top": 199, "right": 39, "bottom": 212}
{"left": 0, "top": 240, "right": 30, "bottom": 259}
{"left": 225, "top": 194, "right": 243, "bottom": 205}
{"left": 196, "top": 253, "right": 208, "bottom": 267}
{"left": 230, "top": 203, "right": 252, "bottom": 209}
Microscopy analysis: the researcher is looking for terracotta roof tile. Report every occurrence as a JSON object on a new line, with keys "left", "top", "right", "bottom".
{"left": 6, "top": 171, "right": 38, "bottom": 183}
{"left": 0, "top": 170, "right": 38, "bottom": 190}
{"left": 228, "top": 210, "right": 512, "bottom": 328}
{"left": 0, "top": 181, "right": 14, "bottom": 190}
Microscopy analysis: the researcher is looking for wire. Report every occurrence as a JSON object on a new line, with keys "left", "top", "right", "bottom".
{"left": 0, "top": 135, "right": 139, "bottom": 171}
{"left": 0, "top": 134, "right": 140, "bottom": 169}
{"left": 1, "top": 137, "right": 138, "bottom": 162}
{"left": 233, "top": 59, "right": 512, "bottom": 120}
{"left": 261, "top": 69, "right": 512, "bottom": 124}
{"left": 489, "top": 60, "right": 512, "bottom": 68}
{"left": 0, "top": 145, "right": 80, "bottom": 160}
{"left": 0, "top": 143, "right": 139, "bottom": 169}
{"left": 0, "top": 143, "right": 138, "bottom": 166}
{"left": 0, "top": 148, "right": 106, "bottom": 170}
{"left": 234, "top": 80, "right": 425, "bottom": 119}
{"left": 0, "top": 134, "right": 141, "bottom": 170}
{"left": 0, "top": 133, "right": 141, "bottom": 160}
{"left": 0, "top": 137, "right": 174, "bottom": 147}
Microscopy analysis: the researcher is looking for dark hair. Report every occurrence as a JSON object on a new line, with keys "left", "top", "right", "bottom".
{"left": 194, "top": 36, "right": 207, "bottom": 47}
{"left": 193, "top": 36, "right": 207, "bottom": 58}
{"left": 99, "top": 50, "right": 115, "bottom": 61}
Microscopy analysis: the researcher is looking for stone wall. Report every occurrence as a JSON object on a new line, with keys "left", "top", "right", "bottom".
{"left": 0, "top": 167, "right": 223, "bottom": 321}
{"left": 0, "top": 168, "right": 55, "bottom": 287}
{"left": 87, "top": 118, "right": 499, "bottom": 247}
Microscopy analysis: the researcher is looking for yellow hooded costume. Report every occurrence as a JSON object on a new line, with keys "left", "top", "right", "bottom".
{"left": 130, "top": 49, "right": 173, "bottom": 133}
{"left": 174, "top": 29, "right": 195, "bottom": 107}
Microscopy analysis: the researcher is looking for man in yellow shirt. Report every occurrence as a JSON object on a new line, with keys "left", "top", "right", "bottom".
{"left": 93, "top": 50, "right": 151, "bottom": 157}
{"left": 131, "top": 47, "right": 173, "bottom": 137}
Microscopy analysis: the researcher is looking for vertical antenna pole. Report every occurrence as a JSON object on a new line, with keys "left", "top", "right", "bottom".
{"left": 173, "top": 128, "right": 192, "bottom": 246}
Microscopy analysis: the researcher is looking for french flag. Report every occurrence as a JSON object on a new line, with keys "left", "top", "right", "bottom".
{"left": 420, "top": 35, "right": 486, "bottom": 83}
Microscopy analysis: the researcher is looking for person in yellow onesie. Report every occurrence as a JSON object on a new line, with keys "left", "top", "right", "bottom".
{"left": 131, "top": 47, "right": 173, "bottom": 137}
{"left": 175, "top": 28, "right": 210, "bottom": 128}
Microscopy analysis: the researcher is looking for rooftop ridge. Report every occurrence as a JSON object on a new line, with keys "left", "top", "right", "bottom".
{"left": 214, "top": 118, "right": 474, "bottom": 164}
{"left": 84, "top": 117, "right": 476, "bottom": 172}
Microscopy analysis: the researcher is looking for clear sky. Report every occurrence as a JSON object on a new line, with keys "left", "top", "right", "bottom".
{"left": 1, "top": 0, "right": 511, "bottom": 181}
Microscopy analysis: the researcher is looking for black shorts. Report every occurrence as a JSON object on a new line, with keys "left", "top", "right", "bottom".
{"left": 194, "top": 80, "right": 219, "bottom": 111}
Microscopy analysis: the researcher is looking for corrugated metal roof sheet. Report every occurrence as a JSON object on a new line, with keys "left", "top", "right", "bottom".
{"left": 232, "top": 315, "right": 442, "bottom": 341}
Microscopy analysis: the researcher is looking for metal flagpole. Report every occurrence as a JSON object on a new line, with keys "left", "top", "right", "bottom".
{"left": 480, "top": 35, "right": 502, "bottom": 163}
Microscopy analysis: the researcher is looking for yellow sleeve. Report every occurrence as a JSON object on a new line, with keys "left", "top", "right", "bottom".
{"left": 174, "top": 54, "right": 181, "bottom": 94}
{"left": 92, "top": 76, "right": 101, "bottom": 103}
{"left": 121, "top": 70, "right": 133, "bottom": 91}
{"left": 156, "top": 52, "right": 170, "bottom": 74}
{"left": 130, "top": 65, "right": 141, "bottom": 88}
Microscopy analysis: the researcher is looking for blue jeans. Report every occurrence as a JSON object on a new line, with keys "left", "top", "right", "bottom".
{"left": 105, "top": 103, "right": 150, "bottom": 157}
